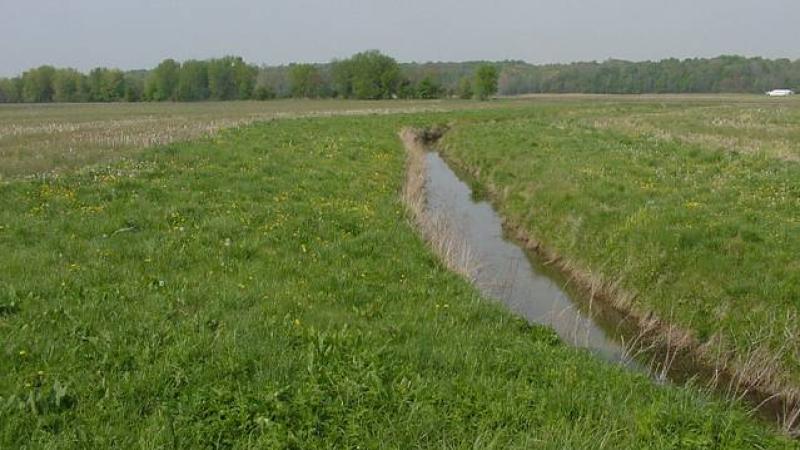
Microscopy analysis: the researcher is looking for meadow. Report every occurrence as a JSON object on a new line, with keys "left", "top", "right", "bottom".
{"left": 0, "top": 95, "right": 765, "bottom": 178}
{"left": 440, "top": 97, "right": 800, "bottom": 416}
{"left": 0, "top": 99, "right": 488, "bottom": 179}
{"left": 1, "top": 97, "right": 797, "bottom": 447}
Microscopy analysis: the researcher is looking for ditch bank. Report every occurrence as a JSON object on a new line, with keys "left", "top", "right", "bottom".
{"left": 400, "top": 126, "right": 800, "bottom": 436}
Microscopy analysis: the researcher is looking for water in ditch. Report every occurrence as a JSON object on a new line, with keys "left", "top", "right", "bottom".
{"left": 423, "top": 149, "right": 792, "bottom": 428}
{"left": 424, "top": 150, "right": 641, "bottom": 367}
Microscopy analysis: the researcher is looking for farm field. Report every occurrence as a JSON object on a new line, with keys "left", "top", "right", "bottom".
{"left": 1, "top": 97, "right": 798, "bottom": 447}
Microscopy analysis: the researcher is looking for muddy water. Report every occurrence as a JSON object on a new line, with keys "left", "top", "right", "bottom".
{"left": 424, "top": 149, "right": 792, "bottom": 428}
{"left": 424, "top": 151, "right": 640, "bottom": 367}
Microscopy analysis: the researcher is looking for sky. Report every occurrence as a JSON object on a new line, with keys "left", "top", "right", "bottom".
{"left": 1, "top": 0, "right": 798, "bottom": 76}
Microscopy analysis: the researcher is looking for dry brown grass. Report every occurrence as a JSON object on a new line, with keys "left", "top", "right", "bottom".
{"left": 7, "top": 94, "right": 792, "bottom": 179}
{"left": 400, "top": 128, "right": 480, "bottom": 282}
{"left": 590, "top": 101, "right": 800, "bottom": 162}
{"left": 0, "top": 100, "right": 471, "bottom": 179}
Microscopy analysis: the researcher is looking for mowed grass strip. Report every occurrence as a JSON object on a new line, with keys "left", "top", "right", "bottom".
{"left": 0, "top": 114, "right": 789, "bottom": 447}
{"left": 441, "top": 104, "right": 800, "bottom": 395}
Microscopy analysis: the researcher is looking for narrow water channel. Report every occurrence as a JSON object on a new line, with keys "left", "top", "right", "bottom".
{"left": 424, "top": 151, "right": 638, "bottom": 367}
{"left": 423, "top": 149, "right": 791, "bottom": 429}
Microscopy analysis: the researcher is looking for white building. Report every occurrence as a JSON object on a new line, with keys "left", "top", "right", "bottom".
{"left": 766, "top": 89, "right": 795, "bottom": 97}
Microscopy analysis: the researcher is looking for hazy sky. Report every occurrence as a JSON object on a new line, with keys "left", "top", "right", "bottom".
{"left": 1, "top": 0, "right": 798, "bottom": 76}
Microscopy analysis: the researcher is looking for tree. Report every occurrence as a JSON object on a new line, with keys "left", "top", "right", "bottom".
{"left": 416, "top": 76, "right": 442, "bottom": 99}
{"left": 22, "top": 66, "right": 56, "bottom": 102}
{"left": 207, "top": 56, "right": 256, "bottom": 100}
{"left": 145, "top": 59, "right": 180, "bottom": 101}
{"left": 207, "top": 58, "right": 237, "bottom": 100}
{"left": 85, "top": 68, "right": 126, "bottom": 102}
{"left": 457, "top": 77, "right": 473, "bottom": 99}
{"left": 256, "top": 66, "right": 293, "bottom": 98}
{"left": 86, "top": 68, "right": 106, "bottom": 101}
{"left": 233, "top": 59, "right": 257, "bottom": 99}
{"left": 0, "top": 77, "right": 23, "bottom": 103}
{"left": 105, "top": 69, "right": 127, "bottom": 101}
{"left": 177, "top": 60, "right": 210, "bottom": 101}
{"left": 396, "top": 79, "right": 415, "bottom": 99}
{"left": 253, "top": 84, "right": 276, "bottom": 100}
{"left": 52, "top": 69, "right": 87, "bottom": 102}
{"left": 289, "top": 64, "right": 323, "bottom": 98}
{"left": 254, "top": 69, "right": 280, "bottom": 99}
{"left": 474, "top": 64, "right": 499, "bottom": 100}
{"left": 124, "top": 72, "right": 146, "bottom": 102}
{"left": 331, "top": 59, "right": 354, "bottom": 98}
{"left": 332, "top": 50, "right": 401, "bottom": 99}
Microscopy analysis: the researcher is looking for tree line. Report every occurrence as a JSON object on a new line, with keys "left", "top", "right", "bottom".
{"left": 0, "top": 50, "right": 499, "bottom": 103}
{"left": 495, "top": 55, "right": 800, "bottom": 95}
{"left": 0, "top": 56, "right": 266, "bottom": 103}
{"left": 1, "top": 52, "right": 797, "bottom": 104}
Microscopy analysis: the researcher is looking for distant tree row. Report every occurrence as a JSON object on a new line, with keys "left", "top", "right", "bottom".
{"left": 495, "top": 55, "right": 800, "bottom": 95}
{"left": 284, "top": 51, "right": 497, "bottom": 100}
{"left": 0, "top": 56, "right": 266, "bottom": 103}
{"left": 0, "top": 66, "right": 145, "bottom": 103}
{"left": 0, "top": 51, "right": 497, "bottom": 103}
{"left": 143, "top": 56, "right": 265, "bottom": 101}
{"left": 2, "top": 53, "right": 796, "bottom": 104}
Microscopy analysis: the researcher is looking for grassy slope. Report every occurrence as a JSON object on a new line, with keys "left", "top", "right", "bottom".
{"left": 0, "top": 113, "right": 791, "bottom": 447}
{"left": 441, "top": 102, "right": 800, "bottom": 392}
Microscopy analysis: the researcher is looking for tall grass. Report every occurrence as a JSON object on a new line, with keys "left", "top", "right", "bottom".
{"left": 400, "top": 127, "right": 479, "bottom": 281}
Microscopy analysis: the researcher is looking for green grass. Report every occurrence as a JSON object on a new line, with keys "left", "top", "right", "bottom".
{"left": 440, "top": 100, "right": 800, "bottom": 396}
{"left": 1, "top": 95, "right": 785, "bottom": 179}
{"left": 0, "top": 110, "right": 791, "bottom": 447}
{"left": 587, "top": 100, "right": 800, "bottom": 161}
{"left": 0, "top": 99, "right": 486, "bottom": 179}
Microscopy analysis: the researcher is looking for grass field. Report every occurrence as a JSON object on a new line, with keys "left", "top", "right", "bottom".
{"left": 0, "top": 95, "right": 778, "bottom": 179}
{"left": 440, "top": 97, "right": 800, "bottom": 411}
{"left": 1, "top": 98, "right": 797, "bottom": 447}
{"left": 0, "top": 99, "right": 479, "bottom": 179}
